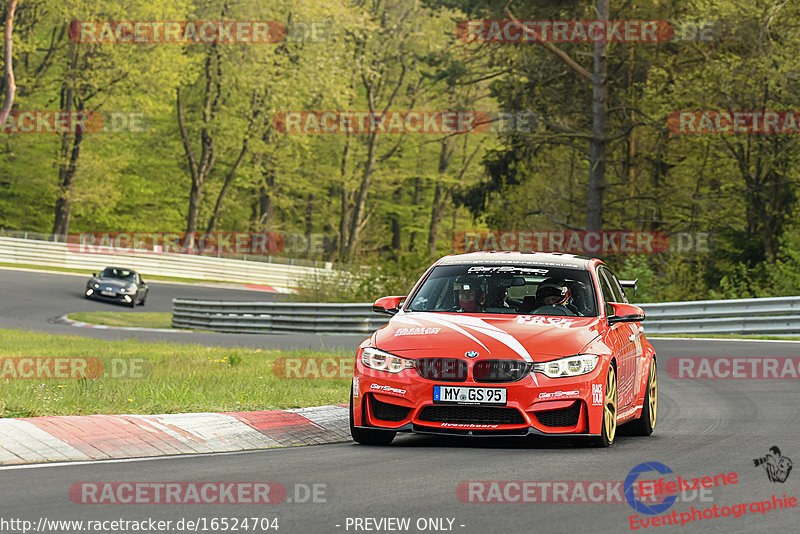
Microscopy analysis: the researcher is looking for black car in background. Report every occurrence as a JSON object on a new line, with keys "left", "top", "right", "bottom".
{"left": 85, "top": 267, "right": 149, "bottom": 307}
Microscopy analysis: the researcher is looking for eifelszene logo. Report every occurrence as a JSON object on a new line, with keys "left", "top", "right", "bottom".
{"left": 753, "top": 447, "right": 793, "bottom": 483}
{"left": 625, "top": 462, "right": 677, "bottom": 515}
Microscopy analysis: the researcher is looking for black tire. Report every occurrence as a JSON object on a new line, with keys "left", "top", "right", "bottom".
{"left": 139, "top": 292, "right": 147, "bottom": 306}
{"left": 349, "top": 385, "right": 396, "bottom": 445}
{"left": 592, "top": 364, "right": 617, "bottom": 447}
{"left": 627, "top": 358, "right": 657, "bottom": 436}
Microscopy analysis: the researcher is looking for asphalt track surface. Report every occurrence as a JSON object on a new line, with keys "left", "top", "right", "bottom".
{"left": 0, "top": 268, "right": 368, "bottom": 351}
{"left": 1, "top": 268, "right": 799, "bottom": 533}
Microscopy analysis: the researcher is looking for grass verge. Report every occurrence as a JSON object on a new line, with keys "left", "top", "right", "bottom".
{"left": 0, "top": 328, "right": 352, "bottom": 417}
{"left": 67, "top": 312, "right": 174, "bottom": 329}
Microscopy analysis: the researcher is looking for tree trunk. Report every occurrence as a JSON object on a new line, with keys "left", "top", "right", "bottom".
{"left": 305, "top": 193, "right": 314, "bottom": 258}
{"left": 408, "top": 176, "right": 421, "bottom": 251}
{"left": 338, "top": 132, "right": 352, "bottom": 262}
{"left": 207, "top": 92, "right": 260, "bottom": 233}
{"left": 344, "top": 130, "right": 378, "bottom": 262}
{"left": 391, "top": 184, "right": 403, "bottom": 254}
{"left": 428, "top": 138, "right": 454, "bottom": 254}
{"left": 177, "top": 46, "right": 220, "bottom": 250}
{"left": 1, "top": 0, "right": 18, "bottom": 123}
{"left": 51, "top": 43, "right": 81, "bottom": 239}
{"left": 428, "top": 183, "right": 444, "bottom": 255}
{"left": 586, "top": 0, "right": 608, "bottom": 231}
{"left": 258, "top": 166, "right": 275, "bottom": 229}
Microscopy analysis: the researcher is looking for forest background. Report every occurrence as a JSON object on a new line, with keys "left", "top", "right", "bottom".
{"left": 2, "top": 0, "right": 800, "bottom": 304}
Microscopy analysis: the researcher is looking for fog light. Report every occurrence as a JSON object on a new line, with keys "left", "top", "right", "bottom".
{"left": 123, "top": 295, "right": 132, "bottom": 302}
{"left": 86, "top": 289, "right": 93, "bottom": 296}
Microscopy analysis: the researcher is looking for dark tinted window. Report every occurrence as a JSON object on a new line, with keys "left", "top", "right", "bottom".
{"left": 100, "top": 268, "right": 136, "bottom": 282}
{"left": 605, "top": 268, "right": 628, "bottom": 303}
{"left": 597, "top": 267, "right": 616, "bottom": 305}
{"left": 599, "top": 267, "right": 625, "bottom": 303}
{"left": 407, "top": 263, "right": 598, "bottom": 316}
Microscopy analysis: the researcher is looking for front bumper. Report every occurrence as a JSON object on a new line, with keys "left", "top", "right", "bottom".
{"left": 352, "top": 357, "right": 608, "bottom": 436}
{"left": 85, "top": 287, "right": 135, "bottom": 305}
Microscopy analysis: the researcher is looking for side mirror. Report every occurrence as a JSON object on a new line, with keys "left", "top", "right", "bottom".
{"left": 92, "top": 273, "right": 97, "bottom": 277}
{"left": 372, "top": 295, "right": 406, "bottom": 316}
{"left": 607, "top": 302, "right": 645, "bottom": 324}
{"left": 619, "top": 278, "right": 638, "bottom": 297}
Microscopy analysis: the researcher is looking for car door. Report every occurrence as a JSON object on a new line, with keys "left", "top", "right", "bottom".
{"left": 605, "top": 268, "right": 645, "bottom": 406}
{"left": 597, "top": 266, "right": 638, "bottom": 409}
{"left": 139, "top": 276, "right": 148, "bottom": 300}
{"left": 133, "top": 273, "right": 143, "bottom": 301}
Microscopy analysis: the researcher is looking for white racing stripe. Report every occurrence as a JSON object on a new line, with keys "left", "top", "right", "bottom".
{"left": 415, "top": 315, "right": 490, "bottom": 353}
{"left": 390, "top": 316, "right": 424, "bottom": 327}
{"left": 408, "top": 314, "right": 540, "bottom": 386}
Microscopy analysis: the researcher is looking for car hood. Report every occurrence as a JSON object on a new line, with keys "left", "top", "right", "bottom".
{"left": 373, "top": 312, "right": 603, "bottom": 360}
{"left": 94, "top": 278, "right": 133, "bottom": 289}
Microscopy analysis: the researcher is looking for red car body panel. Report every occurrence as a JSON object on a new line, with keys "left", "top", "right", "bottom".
{"left": 352, "top": 252, "right": 656, "bottom": 438}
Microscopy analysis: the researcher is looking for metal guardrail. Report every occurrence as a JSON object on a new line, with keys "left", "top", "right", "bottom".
{"left": 0, "top": 230, "right": 331, "bottom": 268}
{"left": 172, "top": 300, "right": 388, "bottom": 334}
{"left": 638, "top": 297, "right": 800, "bottom": 335}
{"left": 0, "top": 235, "right": 332, "bottom": 289}
{"left": 171, "top": 296, "right": 800, "bottom": 335}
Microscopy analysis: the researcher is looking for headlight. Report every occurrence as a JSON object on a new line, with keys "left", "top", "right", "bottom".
{"left": 361, "top": 348, "right": 414, "bottom": 374}
{"left": 92, "top": 283, "right": 100, "bottom": 288}
{"left": 532, "top": 355, "right": 598, "bottom": 378}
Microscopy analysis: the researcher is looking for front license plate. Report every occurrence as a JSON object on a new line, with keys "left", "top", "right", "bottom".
{"left": 433, "top": 386, "right": 506, "bottom": 405}
{"left": 101, "top": 290, "right": 116, "bottom": 296}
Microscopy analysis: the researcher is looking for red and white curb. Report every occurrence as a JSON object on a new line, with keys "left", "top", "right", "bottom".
{"left": 0, "top": 404, "right": 349, "bottom": 465}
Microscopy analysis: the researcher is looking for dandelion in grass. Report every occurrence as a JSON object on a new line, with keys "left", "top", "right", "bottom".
{"left": 127, "top": 398, "right": 134, "bottom": 402}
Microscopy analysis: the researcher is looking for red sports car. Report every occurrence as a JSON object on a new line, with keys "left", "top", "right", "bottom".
{"left": 350, "top": 251, "right": 657, "bottom": 447}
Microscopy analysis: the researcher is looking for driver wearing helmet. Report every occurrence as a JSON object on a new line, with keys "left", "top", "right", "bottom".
{"left": 535, "top": 280, "right": 580, "bottom": 315}
{"left": 454, "top": 276, "right": 484, "bottom": 312}
{"left": 520, "top": 280, "right": 578, "bottom": 315}
{"left": 535, "top": 282, "right": 565, "bottom": 307}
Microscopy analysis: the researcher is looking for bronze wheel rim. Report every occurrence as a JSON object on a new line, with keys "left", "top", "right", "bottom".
{"left": 605, "top": 367, "right": 617, "bottom": 443}
{"left": 648, "top": 359, "right": 657, "bottom": 429}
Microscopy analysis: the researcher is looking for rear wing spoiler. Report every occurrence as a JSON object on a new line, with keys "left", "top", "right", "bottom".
{"left": 619, "top": 279, "right": 638, "bottom": 297}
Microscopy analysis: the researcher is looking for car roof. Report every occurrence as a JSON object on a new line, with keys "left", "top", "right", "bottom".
{"left": 437, "top": 251, "right": 596, "bottom": 269}
{"left": 102, "top": 266, "right": 138, "bottom": 273}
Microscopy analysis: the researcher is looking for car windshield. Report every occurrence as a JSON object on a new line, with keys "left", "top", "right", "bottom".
{"left": 406, "top": 263, "right": 598, "bottom": 317}
{"left": 99, "top": 268, "right": 135, "bottom": 282}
